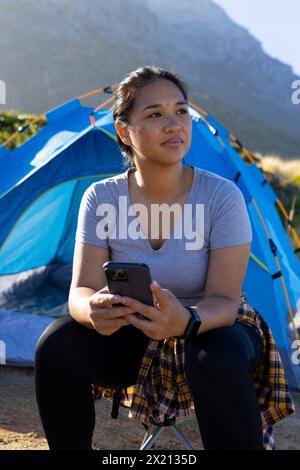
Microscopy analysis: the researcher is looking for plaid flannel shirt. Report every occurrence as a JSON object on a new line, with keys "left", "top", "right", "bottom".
{"left": 93, "top": 292, "right": 295, "bottom": 450}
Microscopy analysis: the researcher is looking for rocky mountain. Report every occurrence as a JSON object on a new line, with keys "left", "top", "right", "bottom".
{"left": 0, "top": 0, "right": 299, "bottom": 157}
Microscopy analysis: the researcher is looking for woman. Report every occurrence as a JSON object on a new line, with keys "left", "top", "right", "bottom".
{"left": 35, "top": 65, "right": 294, "bottom": 450}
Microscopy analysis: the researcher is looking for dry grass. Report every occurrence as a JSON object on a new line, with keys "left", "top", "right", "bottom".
{"left": 256, "top": 154, "right": 300, "bottom": 184}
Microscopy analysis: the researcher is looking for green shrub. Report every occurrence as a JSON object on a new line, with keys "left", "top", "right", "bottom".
{"left": 0, "top": 110, "right": 47, "bottom": 150}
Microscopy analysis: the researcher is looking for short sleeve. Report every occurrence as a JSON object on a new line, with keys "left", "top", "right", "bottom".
{"left": 210, "top": 181, "right": 252, "bottom": 249}
{"left": 75, "top": 184, "right": 108, "bottom": 249}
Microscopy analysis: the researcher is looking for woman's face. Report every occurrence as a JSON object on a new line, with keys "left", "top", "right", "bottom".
{"left": 117, "top": 78, "right": 192, "bottom": 166}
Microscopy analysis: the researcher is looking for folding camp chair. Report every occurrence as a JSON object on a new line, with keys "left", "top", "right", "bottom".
{"left": 139, "top": 414, "right": 194, "bottom": 450}
{"left": 111, "top": 389, "right": 194, "bottom": 450}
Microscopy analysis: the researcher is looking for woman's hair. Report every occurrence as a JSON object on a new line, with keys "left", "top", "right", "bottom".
{"left": 112, "top": 65, "right": 189, "bottom": 167}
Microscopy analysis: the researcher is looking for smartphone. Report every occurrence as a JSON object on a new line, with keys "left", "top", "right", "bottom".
{"left": 102, "top": 261, "right": 154, "bottom": 307}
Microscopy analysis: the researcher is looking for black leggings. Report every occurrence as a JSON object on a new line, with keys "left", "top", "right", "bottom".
{"left": 34, "top": 316, "right": 263, "bottom": 450}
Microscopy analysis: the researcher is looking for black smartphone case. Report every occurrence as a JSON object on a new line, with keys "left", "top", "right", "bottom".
{"left": 103, "top": 261, "right": 154, "bottom": 306}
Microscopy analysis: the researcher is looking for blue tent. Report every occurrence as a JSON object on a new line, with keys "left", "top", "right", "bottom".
{"left": 1, "top": 92, "right": 300, "bottom": 390}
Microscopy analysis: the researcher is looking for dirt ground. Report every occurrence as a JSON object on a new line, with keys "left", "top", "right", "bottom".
{"left": 0, "top": 365, "right": 299, "bottom": 450}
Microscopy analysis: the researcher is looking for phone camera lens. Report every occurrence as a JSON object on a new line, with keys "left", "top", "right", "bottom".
{"left": 111, "top": 269, "right": 127, "bottom": 281}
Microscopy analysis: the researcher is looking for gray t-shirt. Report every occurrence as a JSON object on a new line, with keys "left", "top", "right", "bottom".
{"left": 75, "top": 165, "right": 252, "bottom": 307}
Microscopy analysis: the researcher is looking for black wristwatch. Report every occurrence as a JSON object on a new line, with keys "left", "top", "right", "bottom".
{"left": 183, "top": 307, "right": 202, "bottom": 342}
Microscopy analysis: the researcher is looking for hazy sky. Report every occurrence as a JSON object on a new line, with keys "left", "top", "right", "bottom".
{"left": 213, "top": 0, "right": 300, "bottom": 76}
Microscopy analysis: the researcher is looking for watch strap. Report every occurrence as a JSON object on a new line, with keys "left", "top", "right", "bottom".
{"left": 184, "top": 306, "right": 202, "bottom": 340}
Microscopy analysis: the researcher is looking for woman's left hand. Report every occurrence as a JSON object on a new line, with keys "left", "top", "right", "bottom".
{"left": 115, "top": 281, "right": 191, "bottom": 340}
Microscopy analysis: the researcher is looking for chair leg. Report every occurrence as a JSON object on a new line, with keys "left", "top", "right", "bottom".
{"left": 140, "top": 423, "right": 164, "bottom": 450}
{"left": 170, "top": 424, "right": 194, "bottom": 450}
{"left": 139, "top": 423, "right": 194, "bottom": 450}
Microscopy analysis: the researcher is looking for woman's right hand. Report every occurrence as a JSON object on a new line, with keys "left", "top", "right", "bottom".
{"left": 88, "top": 286, "right": 136, "bottom": 336}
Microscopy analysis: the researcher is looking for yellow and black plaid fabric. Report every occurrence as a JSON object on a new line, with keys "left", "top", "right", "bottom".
{"left": 93, "top": 292, "right": 295, "bottom": 450}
